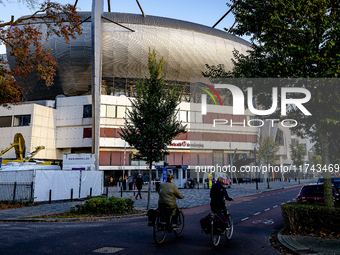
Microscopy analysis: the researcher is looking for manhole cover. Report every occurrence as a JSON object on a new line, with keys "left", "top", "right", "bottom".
{"left": 92, "top": 247, "right": 124, "bottom": 253}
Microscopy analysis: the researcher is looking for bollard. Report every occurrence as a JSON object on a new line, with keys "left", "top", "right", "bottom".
{"left": 49, "top": 189, "right": 52, "bottom": 203}
{"left": 71, "top": 188, "right": 73, "bottom": 201}
{"left": 106, "top": 187, "right": 109, "bottom": 198}
{"left": 134, "top": 183, "right": 136, "bottom": 197}
{"left": 30, "top": 182, "right": 34, "bottom": 202}
{"left": 120, "top": 185, "right": 123, "bottom": 197}
{"left": 13, "top": 182, "right": 17, "bottom": 201}
{"left": 90, "top": 187, "right": 92, "bottom": 197}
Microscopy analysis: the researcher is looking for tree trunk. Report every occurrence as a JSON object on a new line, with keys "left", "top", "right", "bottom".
{"left": 147, "top": 162, "right": 152, "bottom": 211}
{"left": 267, "top": 164, "right": 270, "bottom": 189}
{"left": 319, "top": 130, "right": 333, "bottom": 207}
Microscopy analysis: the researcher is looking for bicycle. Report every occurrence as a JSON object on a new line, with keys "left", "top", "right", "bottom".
{"left": 185, "top": 178, "right": 198, "bottom": 189}
{"left": 153, "top": 208, "right": 185, "bottom": 244}
{"left": 210, "top": 211, "right": 233, "bottom": 246}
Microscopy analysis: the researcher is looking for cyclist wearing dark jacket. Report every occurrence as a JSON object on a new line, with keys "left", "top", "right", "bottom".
{"left": 210, "top": 177, "right": 233, "bottom": 214}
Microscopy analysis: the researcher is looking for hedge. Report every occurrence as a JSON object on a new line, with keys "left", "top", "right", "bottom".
{"left": 71, "top": 197, "right": 135, "bottom": 214}
{"left": 281, "top": 202, "right": 340, "bottom": 235}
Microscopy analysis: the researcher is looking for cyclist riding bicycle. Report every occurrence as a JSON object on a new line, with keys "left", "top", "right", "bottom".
{"left": 210, "top": 177, "right": 234, "bottom": 216}
{"left": 158, "top": 174, "right": 184, "bottom": 229}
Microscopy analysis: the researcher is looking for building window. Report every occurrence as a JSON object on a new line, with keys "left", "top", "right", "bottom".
{"left": 173, "top": 169, "right": 178, "bottom": 179}
{"left": 100, "top": 105, "right": 107, "bottom": 117}
{"left": 195, "top": 112, "right": 203, "bottom": 123}
{"left": 179, "top": 111, "right": 187, "bottom": 122}
{"left": 275, "top": 128, "right": 284, "bottom": 146}
{"left": 107, "top": 105, "right": 116, "bottom": 118}
{"left": 13, "top": 115, "right": 31, "bottom": 126}
{"left": 83, "top": 105, "right": 92, "bottom": 118}
{"left": 125, "top": 107, "right": 132, "bottom": 118}
{"left": 116, "top": 106, "right": 126, "bottom": 118}
{"left": 83, "top": 128, "right": 92, "bottom": 138}
{"left": 0, "top": 116, "right": 12, "bottom": 127}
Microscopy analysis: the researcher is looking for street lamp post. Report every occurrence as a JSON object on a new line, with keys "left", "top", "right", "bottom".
{"left": 230, "top": 140, "right": 233, "bottom": 185}
{"left": 254, "top": 147, "right": 258, "bottom": 190}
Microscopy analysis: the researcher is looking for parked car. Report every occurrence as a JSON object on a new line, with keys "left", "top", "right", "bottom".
{"left": 296, "top": 183, "right": 340, "bottom": 204}
{"left": 317, "top": 177, "right": 340, "bottom": 190}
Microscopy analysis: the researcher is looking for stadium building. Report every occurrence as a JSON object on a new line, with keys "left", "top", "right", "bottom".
{"left": 1, "top": 4, "right": 304, "bottom": 185}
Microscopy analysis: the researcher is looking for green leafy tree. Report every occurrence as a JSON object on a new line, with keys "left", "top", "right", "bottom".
{"left": 290, "top": 140, "right": 306, "bottom": 183}
{"left": 119, "top": 49, "right": 187, "bottom": 210}
{"left": 258, "top": 136, "right": 280, "bottom": 188}
{"left": 312, "top": 132, "right": 340, "bottom": 166}
{"left": 215, "top": 0, "right": 340, "bottom": 207}
{"left": 311, "top": 153, "right": 322, "bottom": 167}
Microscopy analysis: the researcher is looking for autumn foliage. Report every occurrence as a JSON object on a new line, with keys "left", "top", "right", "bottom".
{"left": 0, "top": 1, "right": 83, "bottom": 106}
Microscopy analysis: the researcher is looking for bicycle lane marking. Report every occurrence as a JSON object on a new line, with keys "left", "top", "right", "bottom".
{"left": 234, "top": 206, "right": 284, "bottom": 229}
{"left": 182, "top": 185, "right": 303, "bottom": 216}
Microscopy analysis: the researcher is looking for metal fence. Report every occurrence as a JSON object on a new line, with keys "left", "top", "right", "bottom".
{"left": 0, "top": 182, "right": 33, "bottom": 202}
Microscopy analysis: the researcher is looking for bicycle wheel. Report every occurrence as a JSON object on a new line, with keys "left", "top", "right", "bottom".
{"left": 174, "top": 211, "right": 185, "bottom": 237}
{"left": 211, "top": 223, "right": 221, "bottom": 246}
{"left": 153, "top": 218, "right": 167, "bottom": 244}
{"left": 225, "top": 214, "right": 233, "bottom": 240}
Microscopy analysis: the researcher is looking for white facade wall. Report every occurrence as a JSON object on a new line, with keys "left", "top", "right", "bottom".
{"left": 0, "top": 104, "right": 56, "bottom": 160}
{"left": 55, "top": 96, "right": 92, "bottom": 150}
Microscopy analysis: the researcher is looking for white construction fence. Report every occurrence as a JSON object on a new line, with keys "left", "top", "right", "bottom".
{"left": 0, "top": 170, "right": 103, "bottom": 202}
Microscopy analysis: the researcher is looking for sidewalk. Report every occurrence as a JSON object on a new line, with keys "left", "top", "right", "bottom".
{"left": 110, "top": 178, "right": 313, "bottom": 210}
{"left": 278, "top": 229, "right": 340, "bottom": 255}
{"left": 0, "top": 178, "right": 312, "bottom": 219}
{"left": 1, "top": 178, "right": 339, "bottom": 254}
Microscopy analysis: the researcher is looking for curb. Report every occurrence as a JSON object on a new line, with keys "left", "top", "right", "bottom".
{"left": 0, "top": 213, "right": 148, "bottom": 222}
{"left": 277, "top": 227, "right": 317, "bottom": 255}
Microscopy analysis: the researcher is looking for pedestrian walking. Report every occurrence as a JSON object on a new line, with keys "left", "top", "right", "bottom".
{"left": 135, "top": 173, "right": 143, "bottom": 199}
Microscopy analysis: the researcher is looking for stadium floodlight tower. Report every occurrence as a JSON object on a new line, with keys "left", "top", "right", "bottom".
{"left": 90, "top": 0, "right": 142, "bottom": 170}
{"left": 91, "top": 0, "right": 104, "bottom": 171}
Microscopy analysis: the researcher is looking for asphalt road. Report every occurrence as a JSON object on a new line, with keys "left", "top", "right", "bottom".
{"left": 0, "top": 186, "right": 301, "bottom": 255}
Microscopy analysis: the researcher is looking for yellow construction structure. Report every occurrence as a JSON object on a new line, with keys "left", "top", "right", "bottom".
{"left": 0, "top": 133, "right": 45, "bottom": 163}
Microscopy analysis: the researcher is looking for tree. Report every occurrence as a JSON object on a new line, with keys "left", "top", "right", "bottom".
{"left": 0, "top": 0, "right": 82, "bottom": 106}
{"left": 220, "top": 0, "right": 340, "bottom": 207}
{"left": 312, "top": 132, "right": 340, "bottom": 166}
{"left": 311, "top": 153, "right": 322, "bottom": 166}
{"left": 119, "top": 49, "right": 187, "bottom": 211}
{"left": 258, "top": 136, "right": 279, "bottom": 189}
{"left": 202, "top": 64, "right": 230, "bottom": 78}
{"left": 290, "top": 140, "right": 306, "bottom": 183}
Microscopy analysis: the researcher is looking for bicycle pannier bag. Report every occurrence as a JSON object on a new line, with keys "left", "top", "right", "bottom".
{"left": 160, "top": 208, "right": 172, "bottom": 225}
{"left": 214, "top": 213, "right": 228, "bottom": 233}
{"left": 200, "top": 214, "right": 211, "bottom": 234}
{"left": 147, "top": 209, "right": 158, "bottom": 226}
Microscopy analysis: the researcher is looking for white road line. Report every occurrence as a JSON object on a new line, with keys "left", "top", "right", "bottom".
{"left": 264, "top": 208, "right": 270, "bottom": 211}
{"left": 273, "top": 205, "right": 278, "bottom": 208}
{"left": 254, "top": 212, "right": 260, "bottom": 215}
{"left": 241, "top": 217, "right": 249, "bottom": 221}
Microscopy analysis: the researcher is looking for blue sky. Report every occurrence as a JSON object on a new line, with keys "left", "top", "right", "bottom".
{"left": 0, "top": 0, "right": 250, "bottom": 54}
